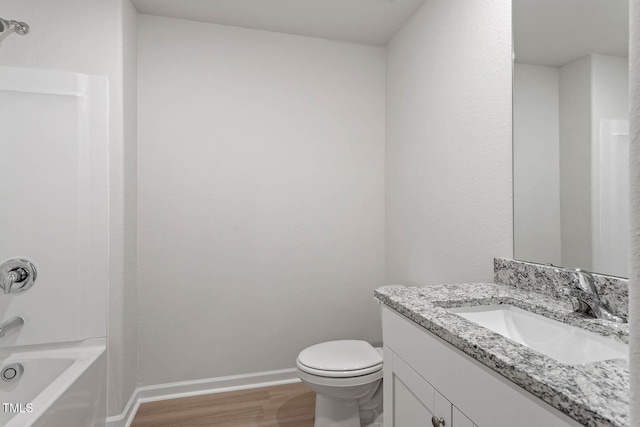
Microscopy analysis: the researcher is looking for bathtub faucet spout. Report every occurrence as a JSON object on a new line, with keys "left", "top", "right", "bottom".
{"left": 0, "top": 316, "right": 24, "bottom": 339}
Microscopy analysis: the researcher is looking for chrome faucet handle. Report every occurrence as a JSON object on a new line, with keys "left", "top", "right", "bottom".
{"left": 557, "top": 267, "right": 599, "bottom": 297}
{"left": 573, "top": 269, "right": 599, "bottom": 297}
{"left": 0, "top": 259, "right": 37, "bottom": 295}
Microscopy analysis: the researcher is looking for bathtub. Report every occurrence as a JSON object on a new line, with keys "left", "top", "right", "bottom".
{"left": 0, "top": 338, "right": 106, "bottom": 427}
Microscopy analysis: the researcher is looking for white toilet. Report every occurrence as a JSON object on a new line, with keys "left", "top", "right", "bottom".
{"left": 296, "top": 340, "right": 383, "bottom": 427}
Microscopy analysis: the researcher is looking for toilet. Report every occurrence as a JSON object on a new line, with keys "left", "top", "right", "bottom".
{"left": 296, "top": 340, "right": 383, "bottom": 427}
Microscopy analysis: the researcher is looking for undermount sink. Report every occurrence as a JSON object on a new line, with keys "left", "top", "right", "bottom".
{"left": 449, "top": 305, "right": 628, "bottom": 365}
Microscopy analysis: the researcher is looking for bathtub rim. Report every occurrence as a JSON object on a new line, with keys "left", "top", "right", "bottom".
{"left": 3, "top": 337, "right": 106, "bottom": 427}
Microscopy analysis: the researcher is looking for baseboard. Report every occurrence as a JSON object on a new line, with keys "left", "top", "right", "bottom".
{"left": 105, "top": 388, "right": 140, "bottom": 427}
{"left": 105, "top": 368, "right": 299, "bottom": 427}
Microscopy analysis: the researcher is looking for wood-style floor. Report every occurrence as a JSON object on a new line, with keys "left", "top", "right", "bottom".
{"left": 130, "top": 382, "right": 316, "bottom": 427}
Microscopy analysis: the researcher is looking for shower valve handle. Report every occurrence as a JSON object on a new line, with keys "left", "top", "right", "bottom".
{"left": 0, "top": 259, "right": 37, "bottom": 295}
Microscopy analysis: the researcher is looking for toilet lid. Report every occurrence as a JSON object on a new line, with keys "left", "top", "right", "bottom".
{"left": 297, "top": 340, "right": 382, "bottom": 378}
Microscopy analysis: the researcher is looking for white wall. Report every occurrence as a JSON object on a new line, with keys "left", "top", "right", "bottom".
{"left": 629, "top": 0, "right": 640, "bottom": 423}
{"left": 137, "top": 15, "right": 385, "bottom": 386}
{"left": 559, "top": 56, "right": 593, "bottom": 269}
{"left": 513, "top": 63, "right": 561, "bottom": 265}
{"left": 385, "top": 0, "right": 513, "bottom": 285}
{"left": 0, "top": 0, "right": 138, "bottom": 418}
{"left": 110, "top": 0, "right": 139, "bottom": 418}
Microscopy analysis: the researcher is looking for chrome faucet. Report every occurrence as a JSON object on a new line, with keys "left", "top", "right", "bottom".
{"left": 559, "top": 268, "right": 627, "bottom": 323}
{"left": 0, "top": 316, "right": 24, "bottom": 339}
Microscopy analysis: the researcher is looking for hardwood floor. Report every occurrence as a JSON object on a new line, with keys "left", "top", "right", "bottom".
{"left": 131, "top": 382, "right": 316, "bottom": 427}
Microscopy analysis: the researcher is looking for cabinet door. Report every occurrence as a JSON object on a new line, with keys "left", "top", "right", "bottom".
{"left": 453, "top": 406, "right": 476, "bottom": 427}
{"left": 394, "top": 376, "right": 432, "bottom": 426}
{"left": 388, "top": 351, "right": 435, "bottom": 426}
{"left": 434, "top": 391, "right": 452, "bottom": 427}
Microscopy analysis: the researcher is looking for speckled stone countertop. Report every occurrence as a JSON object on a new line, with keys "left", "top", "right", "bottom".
{"left": 375, "top": 283, "right": 629, "bottom": 427}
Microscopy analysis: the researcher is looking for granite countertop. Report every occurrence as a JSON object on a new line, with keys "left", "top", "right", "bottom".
{"left": 375, "top": 283, "right": 630, "bottom": 427}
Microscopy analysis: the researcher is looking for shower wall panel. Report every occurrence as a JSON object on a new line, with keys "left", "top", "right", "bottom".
{"left": 0, "top": 66, "right": 108, "bottom": 347}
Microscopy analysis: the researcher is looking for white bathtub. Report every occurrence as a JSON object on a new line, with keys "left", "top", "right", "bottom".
{"left": 0, "top": 338, "right": 106, "bottom": 427}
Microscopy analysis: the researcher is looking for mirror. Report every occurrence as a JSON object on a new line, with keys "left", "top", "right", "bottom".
{"left": 513, "top": 0, "right": 630, "bottom": 277}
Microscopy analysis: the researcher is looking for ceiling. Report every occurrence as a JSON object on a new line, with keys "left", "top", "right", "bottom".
{"left": 514, "top": 0, "right": 628, "bottom": 67}
{"left": 131, "top": 0, "right": 426, "bottom": 46}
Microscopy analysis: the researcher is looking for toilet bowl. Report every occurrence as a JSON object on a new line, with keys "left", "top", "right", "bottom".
{"left": 296, "top": 340, "right": 383, "bottom": 427}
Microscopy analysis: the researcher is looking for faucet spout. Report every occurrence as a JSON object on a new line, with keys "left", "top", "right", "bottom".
{"left": 0, "top": 316, "right": 24, "bottom": 339}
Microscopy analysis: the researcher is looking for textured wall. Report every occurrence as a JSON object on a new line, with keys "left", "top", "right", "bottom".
{"left": 137, "top": 15, "right": 385, "bottom": 387}
{"left": 385, "top": 0, "right": 513, "bottom": 285}
{"left": 629, "top": 0, "right": 640, "bottom": 423}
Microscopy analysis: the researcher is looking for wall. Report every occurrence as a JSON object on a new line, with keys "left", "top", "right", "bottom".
{"left": 137, "top": 15, "right": 385, "bottom": 386}
{"left": 110, "top": 0, "right": 139, "bottom": 418}
{"left": 629, "top": 0, "right": 640, "bottom": 423}
{"left": 513, "top": 63, "right": 561, "bottom": 265}
{"left": 559, "top": 56, "right": 592, "bottom": 269}
{"left": 0, "top": 0, "right": 138, "bottom": 418}
{"left": 385, "top": 0, "right": 513, "bottom": 285}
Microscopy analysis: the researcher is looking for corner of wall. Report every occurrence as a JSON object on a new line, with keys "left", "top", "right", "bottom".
{"left": 627, "top": 0, "right": 640, "bottom": 424}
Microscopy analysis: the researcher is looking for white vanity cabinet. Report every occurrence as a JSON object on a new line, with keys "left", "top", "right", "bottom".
{"left": 381, "top": 306, "right": 583, "bottom": 427}
{"left": 384, "top": 345, "right": 475, "bottom": 427}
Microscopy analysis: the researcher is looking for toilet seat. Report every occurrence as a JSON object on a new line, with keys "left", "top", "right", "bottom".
{"left": 297, "top": 340, "right": 383, "bottom": 378}
{"left": 297, "top": 361, "right": 383, "bottom": 378}
{"left": 297, "top": 364, "right": 383, "bottom": 388}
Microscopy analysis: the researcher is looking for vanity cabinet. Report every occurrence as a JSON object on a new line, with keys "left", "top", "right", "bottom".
{"left": 385, "top": 345, "right": 475, "bottom": 427}
{"left": 382, "top": 306, "right": 582, "bottom": 427}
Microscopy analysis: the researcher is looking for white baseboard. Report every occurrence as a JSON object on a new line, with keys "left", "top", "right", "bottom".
{"left": 105, "top": 368, "right": 299, "bottom": 427}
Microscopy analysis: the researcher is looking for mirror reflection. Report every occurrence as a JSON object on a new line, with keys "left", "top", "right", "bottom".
{"left": 513, "top": 0, "right": 630, "bottom": 277}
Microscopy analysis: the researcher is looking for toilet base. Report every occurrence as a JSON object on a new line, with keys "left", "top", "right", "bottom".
{"left": 314, "top": 394, "right": 361, "bottom": 427}
{"left": 313, "top": 393, "right": 383, "bottom": 427}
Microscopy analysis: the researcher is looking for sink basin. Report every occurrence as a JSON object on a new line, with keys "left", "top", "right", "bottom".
{"left": 449, "top": 305, "right": 628, "bottom": 365}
